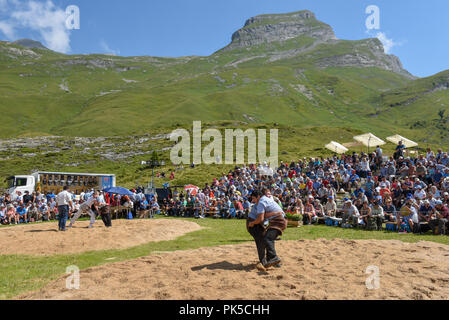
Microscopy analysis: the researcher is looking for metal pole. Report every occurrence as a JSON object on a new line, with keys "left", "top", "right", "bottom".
{"left": 151, "top": 165, "right": 154, "bottom": 191}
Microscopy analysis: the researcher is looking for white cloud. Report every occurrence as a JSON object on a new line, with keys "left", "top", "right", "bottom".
{"left": 0, "top": 0, "right": 72, "bottom": 53}
{"left": 0, "top": 20, "right": 14, "bottom": 38}
{"left": 375, "top": 32, "right": 397, "bottom": 54}
{"left": 100, "top": 40, "right": 120, "bottom": 56}
{"left": 365, "top": 28, "right": 402, "bottom": 54}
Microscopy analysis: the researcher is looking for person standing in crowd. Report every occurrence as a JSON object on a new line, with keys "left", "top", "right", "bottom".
{"left": 56, "top": 186, "right": 74, "bottom": 232}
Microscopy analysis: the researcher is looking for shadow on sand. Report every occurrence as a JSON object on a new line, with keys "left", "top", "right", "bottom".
{"left": 191, "top": 261, "right": 257, "bottom": 272}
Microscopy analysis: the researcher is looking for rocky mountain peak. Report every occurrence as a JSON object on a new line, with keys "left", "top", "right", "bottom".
{"left": 223, "top": 10, "right": 337, "bottom": 51}
{"left": 12, "top": 39, "right": 48, "bottom": 50}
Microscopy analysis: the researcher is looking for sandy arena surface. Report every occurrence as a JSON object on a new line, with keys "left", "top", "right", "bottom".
{"left": 0, "top": 219, "right": 202, "bottom": 256}
{"left": 17, "top": 239, "right": 449, "bottom": 300}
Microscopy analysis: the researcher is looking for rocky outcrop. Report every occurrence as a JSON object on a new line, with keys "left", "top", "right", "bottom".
{"left": 315, "top": 38, "right": 416, "bottom": 79}
{"left": 223, "top": 10, "right": 336, "bottom": 51}
{"left": 13, "top": 39, "right": 48, "bottom": 50}
{"left": 219, "top": 10, "right": 415, "bottom": 79}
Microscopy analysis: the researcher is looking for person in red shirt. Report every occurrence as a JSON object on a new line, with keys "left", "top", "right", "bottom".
{"left": 379, "top": 184, "right": 391, "bottom": 201}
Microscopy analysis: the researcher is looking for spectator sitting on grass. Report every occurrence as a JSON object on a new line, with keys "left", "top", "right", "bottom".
{"left": 429, "top": 201, "right": 449, "bottom": 235}
{"left": 399, "top": 197, "right": 419, "bottom": 233}
{"left": 324, "top": 195, "right": 337, "bottom": 217}
{"left": 16, "top": 202, "right": 28, "bottom": 224}
{"left": 359, "top": 200, "right": 371, "bottom": 228}
{"left": 6, "top": 204, "right": 16, "bottom": 224}
{"left": 314, "top": 199, "right": 325, "bottom": 218}
{"left": 38, "top": 201, "right": 50, "bottom": 221}
{"left": 342, "top": 199, "right": 360, "bottom": 228}
{"left": 383, "top": 197, "right": 397, "bottom": 222}
{"left": 150, "top": 200, "right": 160, "bottom": 217}
{"left": 27, "top": 202, "right": 39, "bottom": 223}
{"left": 303, "top": 196, "right": 316, "bottom": 225}
{"left": 419, "top": 200, "right": 435, "bottom": 224}
{"left": 0, "top": 203, "right": 8, "bottom": 225}
{"left": 370, "top": 200, "right": 385, "bottom": 230}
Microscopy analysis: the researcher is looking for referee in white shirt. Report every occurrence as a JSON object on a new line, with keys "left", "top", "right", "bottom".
{"left": 56, "top": 186, "right": 73, "bottom": 231}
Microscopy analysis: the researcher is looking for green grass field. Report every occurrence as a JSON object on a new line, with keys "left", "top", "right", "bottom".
{"left": 1, "top": 216, "right": 448, "bottom": 299}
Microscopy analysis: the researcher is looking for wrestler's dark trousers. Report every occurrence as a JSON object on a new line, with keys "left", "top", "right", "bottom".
{"left": 264, "top": 228, "right": 281, "bottom": 261}
{"left": 248, "top": 224, "right": 267, "bottom": 265}
{"left": 101, "top": 212, "right": 112, "bottom": 227}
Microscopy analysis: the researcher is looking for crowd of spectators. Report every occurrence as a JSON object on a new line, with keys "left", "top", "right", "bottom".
{"left": 161, "top": 144, "right": 449, "bottom": 235}
{"left": 0, "top": 188, "right": 160, "bottom": 225}
{"left": 2, "top": 143, "right": 449, "bottom": 235}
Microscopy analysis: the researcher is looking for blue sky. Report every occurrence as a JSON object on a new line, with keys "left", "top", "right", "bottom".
{"left": 0, "top": 0, "right": 448, "bottom": 77}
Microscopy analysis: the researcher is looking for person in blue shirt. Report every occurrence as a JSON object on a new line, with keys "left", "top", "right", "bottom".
{"left": 16, "top": 204, "right": 28, "bottom": 223}
{"left": 247, "top": 189, "right": 286, "bottom": 270}
{"left": 364, "top": 178, "right": 374, "bottom": 200}
{"left": 433, "top": 169, "right": 443, "bottom": 184}
{"left": 312, "top": 179, "right": 321, "bottom": 191}
{"left": 353, "top": 186, "right": 365, "bottom": 199}
{"left": 247, "top": 191, "right": 266, "bottom": 270}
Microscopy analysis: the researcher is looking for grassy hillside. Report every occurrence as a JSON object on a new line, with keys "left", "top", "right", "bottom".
{"left": 0, "top": 123, "right": 443, "bottom": 191}
{"left": 0, "top": 9, "right": 447, "bottom": 178}
{"left": 0, "top": 39, "right": 417, "bottom": 136}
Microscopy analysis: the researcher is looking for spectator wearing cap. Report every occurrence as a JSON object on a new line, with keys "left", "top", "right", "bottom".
{"left": 444, "top": 192, "right": 449, "bottom": 206}
{"left": 414, "top": 185, "right": 427, "bottom": 201}
{"left": 15, "top": 202, "right": 28, "bottom": 224}
{"left": 379, "top": 183, "right": 391, "bottom": 201}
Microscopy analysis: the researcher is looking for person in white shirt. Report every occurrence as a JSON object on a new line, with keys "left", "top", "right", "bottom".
{"left": 0, "top": 204, "right": 7, "bottom": 224}
{"left": 324, "top": 196, "right": 337, "bottom": 217}
{"left": 56, "top": 186, "right": 74, "bottom": 231}
{"left": 38, "top": 202, "right": 50, "bottom": 221}
{"left": 414, "top": 186, "right": 427, "bottom": 201}
{"left": 69, "top": 193, "right": 99, "bottom": 229}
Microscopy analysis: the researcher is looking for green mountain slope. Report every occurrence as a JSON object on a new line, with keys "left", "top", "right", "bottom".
{"left": 0, "top": 10, "right": 447, "bottom": 147}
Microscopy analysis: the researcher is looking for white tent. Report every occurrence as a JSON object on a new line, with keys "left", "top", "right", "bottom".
{"left": 353, "top": 133, "right": 386, "bottom": 148}
{"left": 386, "top": 135, "right": 418, "bottom": 148}
{"left": 325, "top": 141, "right": 349, "bottom": 154}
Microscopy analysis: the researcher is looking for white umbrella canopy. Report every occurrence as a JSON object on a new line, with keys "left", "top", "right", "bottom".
{"left": 353, "top": 133, "right": 386, "bottom": 148}
{"left": 325, "top": 141, "right": 349, "bottom": 154}
{"left": 386, "top": 135, "right": 418, "bottom": 148}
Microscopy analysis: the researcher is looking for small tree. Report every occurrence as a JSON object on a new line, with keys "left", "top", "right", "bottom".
{"left": 438, "top": 109, "right": 446, "bottom": 120}
{"left": 151, "top": 150, "right": 160, "bottom": 164}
